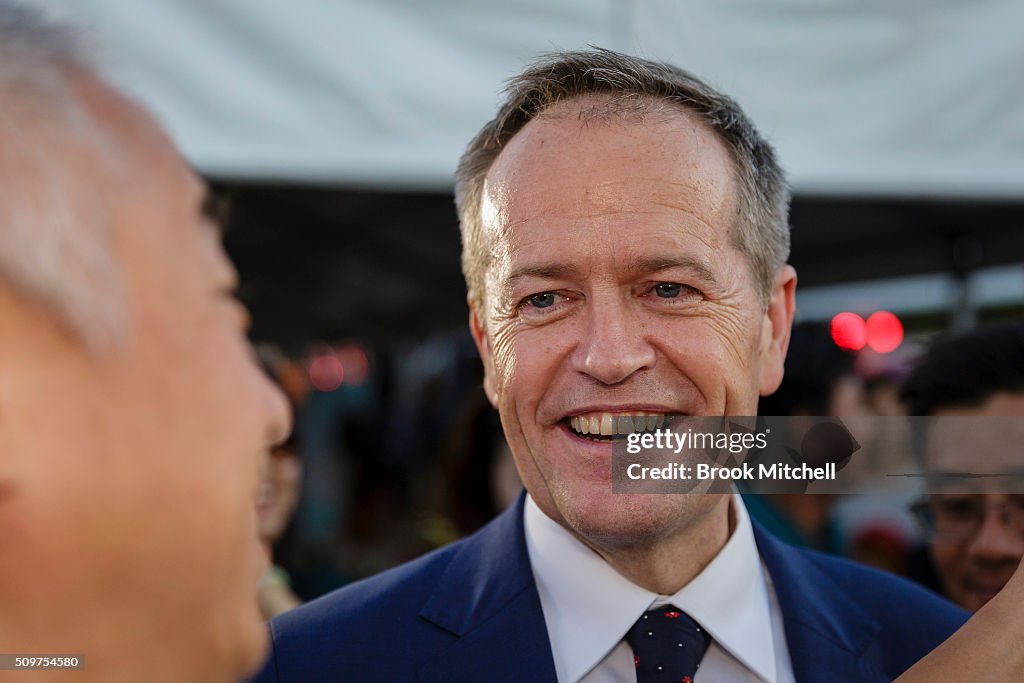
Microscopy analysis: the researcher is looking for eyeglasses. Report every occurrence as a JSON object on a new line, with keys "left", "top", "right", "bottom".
{"left": 910, "top": 494, "right": 1024, "bottom": 542}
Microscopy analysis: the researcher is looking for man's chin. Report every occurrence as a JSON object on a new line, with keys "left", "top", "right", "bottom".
{"left": 234, "top": 613, "right": 272, "bottom": 681}
{"left": 204, "top": 544, "right": 272, "bottom": 681}
{"left": 204, "top": 599, "right": 270, "bottom": 683}
{"left": 548, "top": 486, "right": 708, "bottom": 549}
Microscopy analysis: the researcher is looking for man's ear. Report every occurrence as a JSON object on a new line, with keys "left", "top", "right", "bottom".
{"left": 758, "top": 265, "right": 797, "bottom": 396}
{"left": 468, "top": 298, "right": 498, "bottom": 407}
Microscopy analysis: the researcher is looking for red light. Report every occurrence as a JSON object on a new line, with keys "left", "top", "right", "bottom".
{"left": 337, "top": 345, "right": 370, "bottom": 386}
{"left": 866, "top": 311, "right": 903, "bottom": 353}
{"left": 830, "top": 312, "right": 866, "bottom": 350}
{"left": 308, "top": 354, "right": 344, "bottom": 392}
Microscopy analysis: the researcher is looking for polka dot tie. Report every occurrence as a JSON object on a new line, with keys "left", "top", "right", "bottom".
{"left": 625, "top": 605, "right": 711, "bottom": 683}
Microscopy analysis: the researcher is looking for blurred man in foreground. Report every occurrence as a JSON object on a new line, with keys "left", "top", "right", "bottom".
{"left": 902, "top": 321, "right": 1024, "bottom": 611}
{"left": 255, "top": 347, "right": 305, "bottom": 619}
{"left": 0, "top": 3, "right": 290, "bottom": 681}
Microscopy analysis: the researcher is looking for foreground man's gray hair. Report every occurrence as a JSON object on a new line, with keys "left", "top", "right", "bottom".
{"left": 455, "top": 47, "right": 790, "bottom": 317}
{"left": 0, "top": 0, "right": 126, "bottom": 353}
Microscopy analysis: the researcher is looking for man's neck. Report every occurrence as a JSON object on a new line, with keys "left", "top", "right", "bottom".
{"left": 574, "top": 496, "right": 734, "bottom": 595}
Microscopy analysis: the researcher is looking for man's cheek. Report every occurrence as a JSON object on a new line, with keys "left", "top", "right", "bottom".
{"left": 489, "top": 325, "right": 525, "bottom": 386}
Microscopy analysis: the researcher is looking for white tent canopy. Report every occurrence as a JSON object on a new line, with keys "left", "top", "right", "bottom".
{"left": 38, "top": 0, "right": 1024, "bottom": 198}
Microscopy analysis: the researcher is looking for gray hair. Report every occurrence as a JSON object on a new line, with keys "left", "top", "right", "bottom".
{"left": 455, "top": 47, "right": 791, "bottom": 318}
{"left": 0, "top": 0, "right": 126, "bottom": 354}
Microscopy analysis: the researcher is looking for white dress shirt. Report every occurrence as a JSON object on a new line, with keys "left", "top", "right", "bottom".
{"left": 524, "top": 494, "right": 796, "bottom": 683}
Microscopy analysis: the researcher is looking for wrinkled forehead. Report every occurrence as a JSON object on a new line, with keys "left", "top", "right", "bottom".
{"left": 483, "top": 98, "right": 734, "bottom": 228}
{"left": 479, "top": 97, "right": 738, "bottom": 279}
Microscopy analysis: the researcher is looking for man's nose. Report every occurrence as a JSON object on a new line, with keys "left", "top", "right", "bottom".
{"left": 968, "top": 505, "right": 1024, "bottom": 562}
{"left": 572, "top": 295, "right": 656, "bottom": 385}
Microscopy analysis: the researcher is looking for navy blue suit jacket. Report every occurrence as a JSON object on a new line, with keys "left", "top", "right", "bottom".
{"left": 251, "top": 495, "right": 966, "bottom": 682}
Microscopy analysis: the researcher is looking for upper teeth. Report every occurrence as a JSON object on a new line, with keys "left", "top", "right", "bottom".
{"left": 569, "top": 412, "right": 666, "bottom": 436}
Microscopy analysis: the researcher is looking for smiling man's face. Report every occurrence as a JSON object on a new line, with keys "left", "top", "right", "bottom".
{"left": 469, "top": 97, "right": 795, "bottom": 546}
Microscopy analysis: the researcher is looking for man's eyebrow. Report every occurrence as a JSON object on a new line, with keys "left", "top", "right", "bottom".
{"left": 503, "top": 256, "right": 719, "bottom": 292}
{"left": 630, "top": 255, "right": 718, "bottom": 286}
{"left": 506, "top": 263, "right": 584, "bottom": 289}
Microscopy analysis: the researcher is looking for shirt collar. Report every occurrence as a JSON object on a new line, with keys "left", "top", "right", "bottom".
{"left": 524, "top": 494, "right": 779, "bottom": 683}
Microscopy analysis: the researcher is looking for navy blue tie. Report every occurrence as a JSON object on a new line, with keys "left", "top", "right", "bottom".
{"left": 626, "top": 605, "right": 711, "bottom": 683}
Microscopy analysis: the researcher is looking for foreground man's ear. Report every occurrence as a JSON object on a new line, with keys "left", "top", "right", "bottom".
{"left": 758, "top": 265, "right": 798, "bottom": 396}
{"left": 468, "top": 297, "right": 499, "bottom": 407}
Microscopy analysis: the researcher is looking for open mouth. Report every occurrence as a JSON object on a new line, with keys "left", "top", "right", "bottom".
{"left": 564, "top": 412, "right": 668, "bottom": 442}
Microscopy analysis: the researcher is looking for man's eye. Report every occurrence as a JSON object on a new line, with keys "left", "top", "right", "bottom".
{"left": 653, "top": 282, "right": 689, "bottom": 298}
{"left": 526, "top": 292, "right": 558, "bottom": 309}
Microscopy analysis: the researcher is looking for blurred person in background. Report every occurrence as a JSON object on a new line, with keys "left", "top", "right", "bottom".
{"left": 425, "top": 387, "right": 521, "bottom": 545}
{"left": 0, "top": 2, "right": 290, "bottom": 681}
{"left": 752, "top": 323, "right": 923, "bottom": 576}
{"left": 255, "top": 347, "right": 306, "bottom": 619}
{"left": 748, "top": 321, "right": 866, "bottom": 553}
{"left": 254, "top": 48, "right": 965, "bottom": 682}
{"left": 256, "top": 434, "right": 304, "bottom": 618}
{"left": 900, "top": 320, "right": 1024, "bottom": 611}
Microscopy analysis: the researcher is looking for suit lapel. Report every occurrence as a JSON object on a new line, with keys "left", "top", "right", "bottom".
{"left": 418, "top": 493, "right": 557, "bottom": 683}
{"left": 417, "top": 499, "right": 890, "bottom": 682}
{"left": 754, "top": 523, "right": 887, "bottom": 682}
